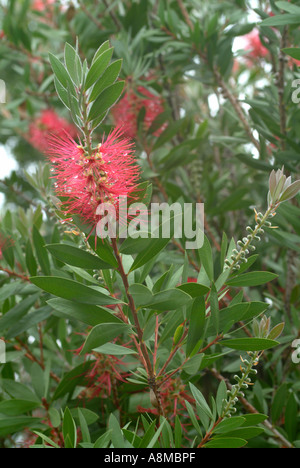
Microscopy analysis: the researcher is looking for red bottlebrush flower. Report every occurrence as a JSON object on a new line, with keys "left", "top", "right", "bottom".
{"left": 111, "top": 85, "right": 167, "bottom": 139}
{"left": 47, "top": 127, "right": 140, "bottom": 233}
{"left": 138, "top": 376, "right": 195, "bottom": 424}
{"left": 0, "top": 233, "right": 14, "bottom": 261}
{"left": 244, "top": 30, "right": 269, "bottom": 60}
{"left": 77, "top": 351, "right": 130, "bottom": 403}
{"left": 187, "top": 277, "right": 197, "bottom": 283}
{"left": 288, "top": 57, "right": 300, "bottom": 68}
{"left": 32, "top": 0, "right": 55, "bottom": 11}
{"left": 29, "top": 109, "right": 77, "bottom": 153}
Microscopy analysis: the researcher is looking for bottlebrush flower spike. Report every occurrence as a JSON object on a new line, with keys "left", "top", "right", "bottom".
{"left": 111, "top": 85, "right": 167, "bottom": 139}
{"left": 29, "top": 109, "right": 77, "bottom": 153}
{"left": 32, "top": 0, "right": 55, "bottom": 11}
{"left": 244, "top": 30, "right": 269, "bottom": 59}
{"left": 0, "top": 233, "right": 14, "bottom": 260}
{"left": 46, "top": 127, "right": 140, "bottom": 233}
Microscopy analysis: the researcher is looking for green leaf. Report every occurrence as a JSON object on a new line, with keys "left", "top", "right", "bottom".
{"left": 92, "top": 40, "right": 111, "bottom": 63}
{"left": 62, "top": 407, "right": 77, "bottom": 449}
{"left": 182, "top": 353, "right": 204, "bottom": 375}
{"left": 260, "top": 14, "right": 300, "bottom": 26}
{"left": 93, "top": 343, "right": 137, "bottom": 355}
{"left": 33, "top": 430, "right": 60, "bottom": 448}
{"left": 275, "top": 1, "right": 300, "bottom": 14}
{"left": 6, "top": 305, "right": 51, "bottom": 339}
{"left": 214, "top": 417, "right": 246, "bottom": 434}
{"left": 216, "top": 380, "right": 227, "bottom": 417}
{"left": 45, "top": 243, "right": 112, "bottom": 270}
{"left": 87, "top": 236, "right": 118, "bottom": 268}
{"left": 189, "top": 383, "right": 213, "bottom": 420}
{"left": 141, "top": 288, "right": 192, "bottom": 311}
{"left": 30, "top": 362, "right": 45, "bottom": 400}
{"left": 224, "top": 427, "right": 265, "bottom": 440}
{"left": 204, "top": 437, "right": 247, "bottom": 448}
{"left": 285, "top": 393, "right": 298, "bottom": 441}
{"left": 64, "top": 43, "right": 82, "bottom": 87}
{"left": 89, "top": 59, "right": 122, "bottom": 102}
{"left": 235, "top": 153, "right": 273, "bottom": 172}
{"left": 0, "top": 400, "right": 41, "bottom": 416}
{"left": 268, "top": 322, "right": 285, "bottom": 341}
{"left": 48, "top": 297, "right": 122, "bottom": 326}
{"left": 185, "top": 400, "right": 202, "bottom": 437}
{"left": 138, "top": 418, "right": 157, "bottom": 448}
{"left": 48, "top": 408, "right": 61, "bottom": 428}
{"left": 210, "top": 282, "right": 219, "bottom": 334}
{"left": 32, "top": 226, "right": 51, "bottom": 276}
{"left": 221, "top": 337, "right": 279, "bottom": 351}
{"left": 30, "top": 276, "right": 121, "bottom": 306}
{"left": 85, "top": 48, "right": 114, "bottom": 90}
{"left": 0, "top": 292, "right": 40, "bottom": 334}
{"left": 272, "top": 384, "right": 287, "bottom": 423}
{"left": 226, "top": 271, "right": 278, "bottom": 287}
{"left": 49, "top": 53, "right": 75, "bottom": 91}
{"left": 1, "top": 379, "right": 40, "bottom": 402}
{"left": 54, "top": 76, "right": 70, "bottom": 109}
{"left": 176, "top": 282, "right": 210, "bottom": 298}
{"left": 78, "top": 408, "right": 91, "bottom": 444}
{"left": 109, "top": 414, "right": 125, "bottom": 449}
{"left": 0, "top": 416, "right": 42, "bottom": 438}
{"left": 25, "top": 240, "right": 37, "bottom": 276}
{"left": 241, "top": 414, "right": 268, "bottom": 426}
{"left": 147, "top": 419, "right": 167, "bottom": 449}
{"left": 127, "top": 283, "right": 153, "bottom": 308}
{"left": 88, "top": 81, "right": 125, "bottom": 122}
{"left": 129, "top": 237, "right": 171, "bottom": 271}
{"left": 52, "top": 361, "right": 94, "bottom": 400}
{"left": 282, "top": 47, "right": 300, "bottom": 61}
{"left": 186, "top": 297, "right": 206, "bottom": 357}
{"left": 198, "top": 235, "right": 214, "bottom": 281}
{"left": 93, "top": 430, "right": 112, "bottom": 448}
{"left": 130, "top": 283, "right": 193, "bottom": 311}
{"left": 279, "top": 180, "right": 300, "bottom": 202}
{"left": 80, "top": 322, "right": 131, "bottom": 354}
{"left": 71, "top": 408, "right": 99, "bottom": 426}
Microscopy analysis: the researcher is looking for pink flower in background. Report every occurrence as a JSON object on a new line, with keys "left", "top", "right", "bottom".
{"left": 0, "top": 233, "right": 14, "bottom": 261}
{"left": 28, "top": 109, "right": 77, "bottom": 153}
{"left": 46, "top": 127, "right": 140, "bottom": 229}
{"left": 111, "top": 84, "right": 167, "bottom": 139}
{"left": 288, "top": 57, "right": 300, "bottom": 68}
{"left": 244, "top": 30, "right": 269, "bottom": 60}
{"left": 32, "top": 0, "right": 55, "bottom": 11}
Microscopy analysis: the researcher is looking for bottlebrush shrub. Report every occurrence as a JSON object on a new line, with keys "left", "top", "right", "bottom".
{"left": 1, "top": 1, "right": 300, "bottom": 450}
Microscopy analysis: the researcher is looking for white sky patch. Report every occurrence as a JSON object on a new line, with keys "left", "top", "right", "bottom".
{"left": 0, "top": 144, "right": 18, "bottom": 207}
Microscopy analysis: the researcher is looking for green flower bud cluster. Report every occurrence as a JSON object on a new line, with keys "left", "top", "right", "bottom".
{"left": 224, "top": 210, "right": 273, "bottom": 272}
{"left": 224, "top": 168, "right": 300, "bottom": 273}
{"left": 221, "top": 351, "right": 259, "bottom": 418}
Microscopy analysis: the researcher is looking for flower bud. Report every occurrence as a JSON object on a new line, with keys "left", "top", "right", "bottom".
{"left": 173, "top": 324, "right": 184, "bottom": 346}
